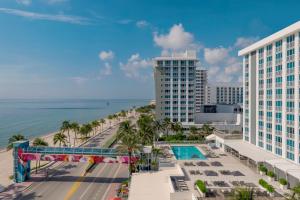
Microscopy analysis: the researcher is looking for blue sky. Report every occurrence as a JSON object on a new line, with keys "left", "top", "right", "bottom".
{"left": 0, "top": 0, "right": 299, "bottom": 99}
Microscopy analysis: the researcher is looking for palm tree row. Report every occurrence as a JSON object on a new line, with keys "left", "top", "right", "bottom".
{"left": 58, "top": 118, "right": 107, "bottom": 147}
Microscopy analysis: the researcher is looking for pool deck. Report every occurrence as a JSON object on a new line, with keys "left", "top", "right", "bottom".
{"left": 129, "top": 144, "right": 288, "bottom": 200}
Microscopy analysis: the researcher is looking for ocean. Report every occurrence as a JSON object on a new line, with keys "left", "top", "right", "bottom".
{"left": 0, "top": 99, "right": 149, "bottom": 148}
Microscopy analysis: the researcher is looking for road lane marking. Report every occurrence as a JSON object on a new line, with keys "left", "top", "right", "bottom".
{"left": 63, "top": 167, "right": 87, "bottom": 200}
{"left": 79, "top": 163, "right": 108, "bottom": 199}
{"left": 100, "top": 164, "right": 122, "bottom": 200}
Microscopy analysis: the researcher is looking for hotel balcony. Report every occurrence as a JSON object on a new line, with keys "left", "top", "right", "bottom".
{"left": 287, "top": 42, "right": 295, "bottom": 49}
{"left": 287, "top": 55, "right": 295, "bottom": 62}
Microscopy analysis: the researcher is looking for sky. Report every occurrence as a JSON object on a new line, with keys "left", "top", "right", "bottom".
{"left": 0, "top": 0, "right": 300, "bottom": 99}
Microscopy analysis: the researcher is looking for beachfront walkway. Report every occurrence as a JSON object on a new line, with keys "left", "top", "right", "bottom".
{"left": 0, "top": 110, "right": 136, "bottom": 191}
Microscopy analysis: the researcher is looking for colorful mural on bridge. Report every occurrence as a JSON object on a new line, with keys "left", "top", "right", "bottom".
{"left": 13, "top": 140, "right": 138, "bottom": 183}
{"left": 19, "top": 152, "right": 137, "bottom": 164}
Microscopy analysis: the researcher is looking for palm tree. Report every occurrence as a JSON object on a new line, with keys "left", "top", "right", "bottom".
{"left": 91, "top": 120, "right": 100, "bottom": 136}
{"left": 60, "top": 121, "right": 71, "bottom": 146}
{"left": 231, "top": 187, "right": 255, "bottom": 200}
{"left": 53, "top": 132, "right": 67, "bottom": 147}
{"left": 190, "top": 126, "right": 198, "bottom": 135}
{"left": 137, "top": 114, "right": 156, "bottom": 146}
{"left": 200, "top": 124, "right": 215, "bottom": 137}
{"left": 70, "top": 122, "right": 80, "bottom": 146}
{"left": 116, "top": 120, "right": 141, "bottom": 175}
{"left": 79, "top": 124, "right": 93, "bottom": 140}
{"left": 119, "top": 110, "right": 127, "bottom": 119}
{"left": 153, "top": 120, "right": 164, "bottom": 143}
{"left": 285, "top": 184, "right": 300, "bottom": 200}
{"left": 171, "top": 122, "right": 183, "bottom": 134}
{"left": 100, "top": 118, "right": 106, "bottom": 131}
{"left": 162, "top": 118, "right": 172, "bottom": 136}
{"left": 32, "top": 138, "right": 48, "bottom": 173}
{"left": 108, "top": 115, "right": 114, "bottom": 127}
{"left": 7, "top": 134, "right": 26, "bottom": 150}
{"left": 117, "top": 120, "right": 136, "bottom": 139}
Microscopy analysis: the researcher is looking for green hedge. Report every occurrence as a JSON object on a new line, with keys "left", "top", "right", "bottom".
{"left": 279, "top": 178, "right": 288, "bottom": 185}
{"left": 267, "top": 171, "right": 275, "bottom": 178}
{"left": 259, "top": 179, "right": 275, "bottom": 193}
{"left": 258, "top": 164, "right": 268, "bottom": 173}
{"left": 195, "top": 180, "right": 207, "bottom": 193}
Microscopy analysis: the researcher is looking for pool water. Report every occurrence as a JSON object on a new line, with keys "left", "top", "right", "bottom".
{"left": 171, "top": 146, "right": 207, "bottom": 160}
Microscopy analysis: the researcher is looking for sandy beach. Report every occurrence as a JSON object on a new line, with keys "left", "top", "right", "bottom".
{"left": 0, "top": 109, "right": 136, "bottom": 189}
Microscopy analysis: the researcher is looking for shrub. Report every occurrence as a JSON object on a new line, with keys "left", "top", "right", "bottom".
{"left": 259, "top": 164, "right": 268, "bottom": 173}
{"left": 267, "top": 171, "right": 275, "bottom": 178}
{"left": 266, "top": 185, "right": 274, "bottom": 193}
{"left": 279, "top": 178, "right": 288, "bottom": 185}
{"left": 195, "top": 180, "right": 207, "bottom": 193}
{"left": 259, "top": 179, "right": 275, "bottom": 193}
{"left": 259, "top": 179, "right": 268, "bottom": 188}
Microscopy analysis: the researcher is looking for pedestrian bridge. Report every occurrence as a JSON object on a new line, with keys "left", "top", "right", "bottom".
{"left": 13, "top": 140, "right": 138, "bottom": 183}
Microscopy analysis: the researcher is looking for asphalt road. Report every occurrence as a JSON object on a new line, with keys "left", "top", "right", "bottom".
{"left": 15, "top": 124, "right": 129, "bottom": 200}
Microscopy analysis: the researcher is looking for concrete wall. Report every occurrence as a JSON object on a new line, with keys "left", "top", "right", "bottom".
{"left": 194, "top": 113, "right": 238, "bottom": 124}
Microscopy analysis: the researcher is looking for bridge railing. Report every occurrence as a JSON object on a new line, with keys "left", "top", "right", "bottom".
{"left": 22, "top": 146, "right": 128, "bottom": 156}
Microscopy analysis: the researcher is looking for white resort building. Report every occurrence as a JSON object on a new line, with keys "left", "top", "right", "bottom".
{"left": 153, "top": 51, "right": 207, "bottom": 125}
{"left": 205, "top": 83, "right": 243, "bottom": 105}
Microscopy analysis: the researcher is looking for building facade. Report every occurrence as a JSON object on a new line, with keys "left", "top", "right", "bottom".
{"left": 239, "top": 21, "right": 300, "bottom": 164}
{"left": 195, "top": 68, "right": 207, "bottom": 112}
{"left": 205, "top": 83, "right": 243, "bottom": 105}
{"left": 154, "top": 51, "right": 198, "bottom": 124}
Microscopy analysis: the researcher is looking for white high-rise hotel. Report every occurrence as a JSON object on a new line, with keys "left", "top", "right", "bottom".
{"left": 239, "top": 21, "right": 300, "bottom": 164}
{"left": 154, "top": 51, "right": 206, "bottom": 124}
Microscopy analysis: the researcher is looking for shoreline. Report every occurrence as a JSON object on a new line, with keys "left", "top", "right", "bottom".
{"left": 0, "top": 108, "right": 137, "bottom": 151}
{"left": 0, "top": 108, "right": 138, "bottom": 188}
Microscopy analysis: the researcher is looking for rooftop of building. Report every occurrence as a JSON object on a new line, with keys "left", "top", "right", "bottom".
{"left": 207, "top": 82, "right": 243, "bottom": 88}
{"left": 238, "top": 20, "right": 300, "bottom": 56}
{"left": 128, "top": 164, "right": 184, "bottom": 200}
{"left": 154, "top": 50, "right": 198, "bottom": 60}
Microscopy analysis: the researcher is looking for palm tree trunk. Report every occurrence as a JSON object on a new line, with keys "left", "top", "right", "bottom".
{"left": 67, "top": 130, "right": 71, "bottom": 146}
{"left": 128, "top": 149, "right": 132, "bottom": 175}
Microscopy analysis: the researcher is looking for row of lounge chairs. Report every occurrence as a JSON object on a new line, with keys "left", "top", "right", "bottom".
{"left": 176, "top": 179, "right": 189, "bottom": 192}
{"left": 184, "top": 161, "right": 223, "bottom": 167}
{"left": 190, "top": 170, "right": 244, "bottom": 177}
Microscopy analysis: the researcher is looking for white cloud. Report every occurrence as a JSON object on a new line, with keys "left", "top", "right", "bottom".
{"left": 207, "top": 66, "right": 220, "bottom": 77}
{"left": 154, "top": 24, "right": 195, "bottom": 50}
{"left": 99, "top": 50, "right": 114, "bottom": 61}
{"left": 216, "top": 73, "right": 233, "bottom": 83}
{"left": 136, "top": 20, "right": 149, "bottom": 28}
{"left": 224, "top": 58, "right": 242, "bottom": 75}
{"left": 16, "top": 0, "right": 31, "bottom": 5}
{"left": 204, "top": 47, "right": 229, "bottom": 65}
{"left": 234, "top": 36, "right": 259, "bottom": 48}
{"left": 99, "top": 62, "right": 112, "bottom": 77}
{"left": 0, "top": 8, "right": 90, "bottom": 25}
{"left": 120, "top": 53, "right": 152, "bottom": 80}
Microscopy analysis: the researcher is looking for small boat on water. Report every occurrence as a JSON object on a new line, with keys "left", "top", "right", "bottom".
{"left": 106, "top": 102, "right": 110, "bottom": 106}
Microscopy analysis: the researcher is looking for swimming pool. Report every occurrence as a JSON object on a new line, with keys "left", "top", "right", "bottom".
{"left": 171, "top": 146, "right": 207, "bottom": 160}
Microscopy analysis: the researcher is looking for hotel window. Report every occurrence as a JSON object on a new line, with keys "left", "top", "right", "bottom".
{"left": 276, "top": 40, "right": 282, "bottom": 47}
{"left": 165, "top": 60, "right": 171, "bottom": 66}
{"left": 180, "top": 60, "right": 186, "bottom": 66}
{"left": 287, "top": 62, "right": 295, "bottom": 68}
{"left": 275, "top": 65, "right": 282, "bottom": 72}
{"left": 275, "top": 148, "right": 282, "bottom": 156}
{"left": 287, "top": 152, "right": 295, "bottom": 161}
{"left": 287, "top": 34, "right": 295, "bottom": 43}
{"left": 188, "top": 61, "right": 194, "bottom": 66}
{"left": 173, "top": 60, "right": 178, "bottom": 66}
